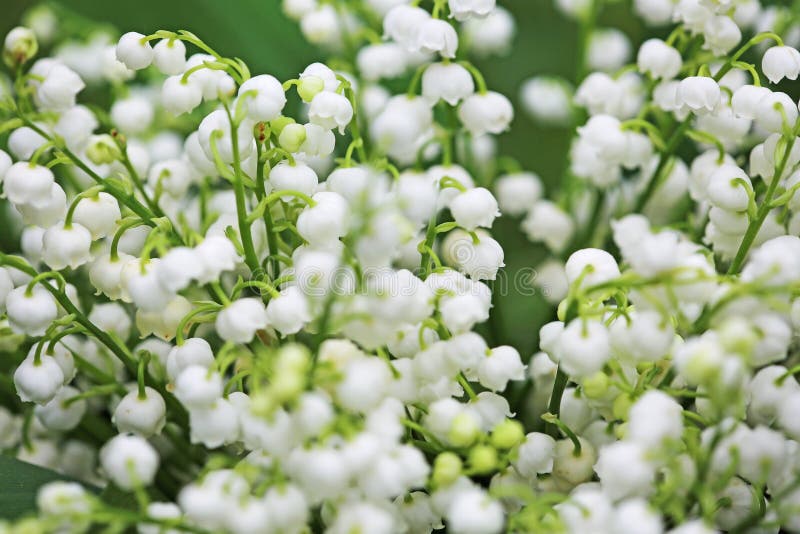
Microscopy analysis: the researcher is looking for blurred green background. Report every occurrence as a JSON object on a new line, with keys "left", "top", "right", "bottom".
{"left": 2, "top": 0, "right": 644, "bottom": 355}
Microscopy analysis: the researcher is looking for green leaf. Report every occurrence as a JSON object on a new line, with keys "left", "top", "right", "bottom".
{"left": 0, "top": 455, "right": 95, "bottom": 520}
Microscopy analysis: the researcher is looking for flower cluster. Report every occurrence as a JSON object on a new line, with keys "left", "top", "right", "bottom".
{"left": 1, "top": 0, "right": 800, "bottom": 532}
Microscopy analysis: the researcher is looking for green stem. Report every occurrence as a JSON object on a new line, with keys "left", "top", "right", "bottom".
{"left": 0, "top": 254, "right": 191, "bottom": 431}
{"left": 20, "top": 118, "right": 161, "bottom": 228}
{"left": 542, "top": 412, "right": 582, "bottom": 455}
{"left": 63, "top": 185, "right": 104, "bottom": 228}
{"left": 223, "top": 107, "right": 261, "bottom": 274}
{"left": 110, "top": 218, "right": 147, "bottom": 261}
{"left": 457, "top": 372, "right": 477, "bottom": 401}
{"left": 137, "top": 352, "right": 151, "bottom": 399}
{"left": 633, "top": 119, "right": 692, "bottom": 213}
{"left": 418, "top": 214, "right": 439, "bottom": 278}
{"left": 175, "top": 303, "right": 223, "bottom": 345}
{"left": 118, "top": 142, "right": 163, "bottom": 217}
{"left": 728, "top": 135, "right": 796, "bottom": 274}
{"left": 256, "top": 144, "right": 280, "bottom": 280}
{"left": 458, "top": 61, "right": 488, "bottom": 94}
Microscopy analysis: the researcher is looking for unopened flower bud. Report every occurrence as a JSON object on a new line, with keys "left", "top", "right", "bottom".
{"left": 448, "top": 411, "right": 481, "bottom": 447}
{"left": 468, "top": 445, "right": 498, "bottom": 474}
{"left": 432, "top": 452, "right": 462, "bottom": 487}
{"left": 297, "top": 75, "right": 325, "bottom": 102}
{"left": 490, "top": 419, "right": 524, "bottom": 449}
{"left": 3, "top": 27, "right": 38, "bottom": 67}
{"left": 279, "top": 123, "right": 308, "bottom": 152}
{"left": 116, "top": 32, "right": 153, "bottom": 70}
{"left": 86, "top": 134, "right": 122, "bottom": 165}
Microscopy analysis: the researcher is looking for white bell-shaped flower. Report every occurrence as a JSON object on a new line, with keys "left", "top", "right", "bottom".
{"left": 458, "top": 91, "right": 513, "bottom": 135}
{"left": 215, "top": 298, "right": 269, "bottom": 343}
{"left": 450, "top": 231, "right": 504, "bottom": 280}
{"left": 161, "top": 75, "right": 203, "bottom": 115}
{"left": 89, "top": 253, "right": 134, "bottom": 301}
{"left": 8, "top": 126, "right": 47, "bottom": 160}
{"left": 3, "top": 26, "right": 37, "bottom": 66}
{"left": 197, "top": 109, "right": 255, "bottom": 164}
{"left": 296, "top": 191, "right": 349, "bottom": 245}
{"left": 37, "top": 64, "right": 85, "bottom": 111}
{"left": 152, "top": 38, "right": 186, "bottom": 75}
{"left": 147, "top": 158, "right": 193, "bottom": 198}
{"left": 156, "top": 246, "right": 203, "bottom": 293}
{"left": 99, "top": 433, "right": 159, "bottom": 490}
{"left": 174, "top": 365, "right": 223, "bottom": 410}
{"left": 754, "top": 92, "right": 798, "bottom": 133}
{"left": 308, "top": 91, "right": 353, "bottom": 133}
{"left": 189, "top": 398, "right": 240, "bottom": 448}
{"left": 446, "top": 489, "right": 504, "bottom": 534}
{"left": 448, "top": 0, "right": 496, "bottom": 21}
{"left": 266, "top": 286, "right": 312, "bottom": 335}
{"left": 110, "top": 96, "right": 154, "bottom": 134}
{"left": 414, "top": 19, "right": 458, "bottom": 58}
{"left": 636, "top": 38, "right": 682, "bottom": 80}
{"left": 356, "top": 43, "right": 408, "bottom": 81}
{"left": 71, "top": 192, "right": 120, "bottom": 239}
{"left": 556, "top": 319, "right": 611, "bottom": 378}
{"left": 115, "top": 32, "right": 154, "bottom": 70}
{"left": 477, "top": 345, "right": 525, "bottom": 391}
{"left": 3, "top": 162, "right": 55, "bottom": 209}
{"left": 269, "top": 161, "right": 318, "bottom": 199}
{"left": 701, "top": 15, "right": 740, "bottom": 56}
{"left": 121, "top": 259, "right": 175, "bottom": 312}
{"left": 6, "top": 285, "right": 58, "bottom": 336}
{"left": 494, "top": 172, "right": 542, "bottom": 217}
{"left": 166, "top": 338, "right": 215, "bottom": 381}
{"left": 514, "top": 432, "right": 557, "bottom": 478}
{"left": 450, "top": 187, "right": 499, "bottom": 230}
{"left": 34, "top": 386, "right": 85, "bottom": 431}
{"left": 238, "top": 74, "right": 287, "bottom": 122}
{"left": 195, "top": 235, "right": 240, "bottom": 284}
{"left": 676, "top": 76, "right": 720, "bottom": 115}
{"left": 88, "top": 302, "right": 132, "bottom": 340}
{"left": 299, "top": 123, "right": 335, "bottom": 157}
{"left": 422, "top": 62, "right": 475, "bottom": 106}
{"left": 383, "top": 5, "right": 430, "bottom": 46}
{"left": 564, "top": 248, "right": 620, "bottom": 289}
{"left": 762, "top": 46, "right": 800, "bottom": 84}
{"left": 520, "top": 77, "right": 573, "bottom": 125}
{"left": 15, "top": 183, "right": 66, "bottom": 228}
{"left": 113, "top": 387, "right": 166, "bottom": 437}
{"left": 13, "top": 353, "right": 64, "bottom": 404}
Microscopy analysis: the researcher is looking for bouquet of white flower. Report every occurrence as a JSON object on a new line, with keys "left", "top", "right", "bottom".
{"left": 0, "top": 0, "right": 800, "bottom": 532}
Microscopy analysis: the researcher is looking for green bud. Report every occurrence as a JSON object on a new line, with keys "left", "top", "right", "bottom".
{"left": 717, "top": 318, "right": 757, "bottom": 357}
{"left": 612, "top": 392, "right": 634, "bottom": 421}
{"left": 490, "top": 419, "right": 525, "bottom": 449}
{"left": 85, "top": 134, "right": 122, "bottom": 165}
{"left": 270, "top": 116, "right": 295, "bottom": 137}
{"left": 468, "top": 445, "right": 498, "bottom": 474}
{"left": 249, "top": 391, "right": 278, "bottom": 417}
{"left": 276, "top": 343, "right": 311, "bottom": 374}
{"left": 614, "top": 421, "right": 628, "bottom": 440}
{"left": 448, "top": 412, "right": 480, "bottom": 447}
{"left": 432, "top": 452, "right": 462, "bottom": 487}
{"left": 684, "top": 351, "right": 720, "bottom": 385}
{"left": 3, "top": 27, "right": 38, "bottom": 68}
{"left": 270, "top": 371, "right": 305, "bottom": 404}
{"left": 582, "top": 371, "right": 610, "bottom": 399}
{"left": 0, "top": 324, "right": 25, "bottom": 353}
{"left": 278, "top": 123, "right": 307, "bottom": 153}
{"left": 297, "top": 75, "right": 324, "bottom": 102}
